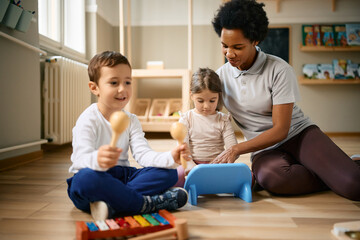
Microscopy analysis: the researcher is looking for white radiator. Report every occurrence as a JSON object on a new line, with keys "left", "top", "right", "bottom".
{"left": 43, "top": 56, "right": 91, "bottom": 144}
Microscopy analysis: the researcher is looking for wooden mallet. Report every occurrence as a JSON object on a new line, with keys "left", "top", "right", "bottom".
{"left": 109, "top": 111, "right": 130, "bottom": 147}
{"left": 170, "top": 122, "right": 187, "bottom": 169}
{"left": 130, "top": 218, "right": 188, "bottom": 240}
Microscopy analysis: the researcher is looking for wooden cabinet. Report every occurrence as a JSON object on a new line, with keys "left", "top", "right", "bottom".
{"left": 126, "top": 69, "right": 191, "bottom": 132}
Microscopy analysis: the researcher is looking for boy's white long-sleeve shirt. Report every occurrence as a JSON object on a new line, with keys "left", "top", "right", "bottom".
{"left": 69, "top": 103, "right": 176, "bottom": 173}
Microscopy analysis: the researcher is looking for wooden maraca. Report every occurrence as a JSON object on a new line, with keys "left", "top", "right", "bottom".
{"left": 170, "top": 122, "right": 187, "bottom": 169}
{"left": 109, "top": 111, "right": 130, "bottom": 147}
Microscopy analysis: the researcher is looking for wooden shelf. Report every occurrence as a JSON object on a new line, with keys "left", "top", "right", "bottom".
{"left": 130, "top": 69, "right": 191, "bottom": 114}
{"left": 132, "top": 69, "right": 190, "bottom": 78}
{"left": 298, "top": 77, "right": 360, "bottom": 85}
{"left": 300, "top": 44, "right": 360, "bottom": 52}
{"left": 141, "top": 122, "right": 176, "bottom": 132}
{"left": 260, "top": 0, "right": 338, "bottom": 12}
{"left": 126, "top": 69, "right": 191, "bottom": 132}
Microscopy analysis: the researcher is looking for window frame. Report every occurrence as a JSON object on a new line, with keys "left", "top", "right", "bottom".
{"left": 38, "top": 0, "right": 87, "bottom": 62}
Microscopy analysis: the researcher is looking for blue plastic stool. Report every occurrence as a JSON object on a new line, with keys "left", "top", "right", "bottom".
{"left": 184, "top": 163, "right": 252, "bottom": 205}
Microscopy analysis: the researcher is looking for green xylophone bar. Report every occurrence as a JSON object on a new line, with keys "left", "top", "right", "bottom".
{"left": 76, "top": 209, "right": 176, "bottom": 240}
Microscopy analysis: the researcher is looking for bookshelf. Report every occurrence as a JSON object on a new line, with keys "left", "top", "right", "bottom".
{"left": 300, "top": 44, "right": 360, "bottom": 52}
{"left": 299, "top": 44, "right": 360, "bottom": 85}
{"left": 298, "top": 76, "right": 360, "bottom": 85}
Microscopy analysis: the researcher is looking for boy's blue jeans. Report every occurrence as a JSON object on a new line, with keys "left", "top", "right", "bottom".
{"left": 67, "top": 166, "right": 178, "bottom": 216}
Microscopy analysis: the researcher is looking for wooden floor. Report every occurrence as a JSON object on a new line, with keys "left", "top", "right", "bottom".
{"left": 0, "top": 134, "right": 359, "bottom": 240}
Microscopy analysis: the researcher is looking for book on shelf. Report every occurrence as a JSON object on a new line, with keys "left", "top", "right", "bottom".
{"left": 332, "top": 59, "right": 360, "bottom": 79}
{"left": 317, "top": 64, "right": 334, "bottom": 79}
{"left": 302, "top": 25, "right": 315, "bottom": 46}
{"left": 313, "top": 25, "right": 321, "bottom": 46}
{"left": 301, "top": 23, "right": 360, "bottom": 47}
{"left": 302, "top": 64, "right": 334, "bottom": 80}
{"left": 346, "top": 63, "right": 360, "bottom": 79}
{"left": 302, "top": 64, "right": 319, "bottom": 79}
{"left": 320, "top": 25, "right": 335, "bottom": 46}
{"left": 333, "top": 59, "right": 347, "bottom": 79}
{"left": 333, "top": 24, "right": 348, "bottom": 46}
{"left": 302, "top": 60, "right": 359, "bottom": 80}
{"left": 345, "top": 23, "right": 360, "bottom": 46}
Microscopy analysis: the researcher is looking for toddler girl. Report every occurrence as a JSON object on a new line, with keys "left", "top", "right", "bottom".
{"left": 176, "top": 68, "right": 238, "bottom": 182}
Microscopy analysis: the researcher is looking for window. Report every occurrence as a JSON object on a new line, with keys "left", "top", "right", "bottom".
{"left": 38, "top": 0, "right": 85, "bottom": 58}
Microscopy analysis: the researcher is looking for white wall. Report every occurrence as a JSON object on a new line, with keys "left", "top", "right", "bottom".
{"left": 95, "top": 0, "right": 360, "bottom": 133}
{"left": 0, "top": 0, "right": 42, "bottom": 160}
{"left": 1, "top": 0, "right": 358, "bottom": 163}
{"left": 96, "top": 0, "right": 360, "bottom": 26}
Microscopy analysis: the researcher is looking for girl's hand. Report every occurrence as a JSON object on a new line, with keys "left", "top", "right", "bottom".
{"left": 97, "top": 145, "right": 122, "bottom": 169}
{"left": 210, "top": 145, "right": 239, "bottom": 164}
{"left": 171, "top": 143, "right": 192, "bottom": 166}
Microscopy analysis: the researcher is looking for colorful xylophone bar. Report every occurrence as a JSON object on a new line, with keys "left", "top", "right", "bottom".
{"left": 76, "top": 209, "right": 177, "bottom": 240}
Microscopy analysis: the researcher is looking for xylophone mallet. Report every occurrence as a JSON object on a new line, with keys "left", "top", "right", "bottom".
{"left": 109, "top": 111, "right": 130, "bottom": 147}
{"left": 130, "top": 218, "right": 188, "bottom": 240}
{"left": 170, "top": 122, "right": 188, "bottom": 169}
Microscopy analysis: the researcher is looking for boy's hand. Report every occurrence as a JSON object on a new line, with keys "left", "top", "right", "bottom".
{"left": 171, "top": 143, "right": 192, "bottom": 166}
{"left": 97, "top": 145, "right": 122, "bottom": 169}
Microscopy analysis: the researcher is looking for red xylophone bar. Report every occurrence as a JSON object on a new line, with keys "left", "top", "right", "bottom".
{"left": 76, "top": 209, "right": 176, "bottom": 240}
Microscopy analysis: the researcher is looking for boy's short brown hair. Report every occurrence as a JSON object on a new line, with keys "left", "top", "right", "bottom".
{"left": 88, "top": 51, "right": 131, "bottom": 85}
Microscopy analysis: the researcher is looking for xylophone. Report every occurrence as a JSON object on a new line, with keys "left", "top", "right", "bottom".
{"left": 76, "top": 209, "right": 187, "bottom": 240}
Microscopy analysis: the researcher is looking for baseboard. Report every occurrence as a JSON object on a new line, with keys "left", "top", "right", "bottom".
{"left": 41, "top": 142, "right": 72, "bottom": 151}
{"left": 0, "top": 150, "right": 43, "bottom": 172}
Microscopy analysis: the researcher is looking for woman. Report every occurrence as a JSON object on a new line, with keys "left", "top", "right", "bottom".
{"left": 211, "top": 0, "right": 360, "bottom": 200}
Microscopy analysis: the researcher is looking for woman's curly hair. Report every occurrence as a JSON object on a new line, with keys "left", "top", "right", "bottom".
{"left": 212, "top": 0, "right": 269, "bottom": 43}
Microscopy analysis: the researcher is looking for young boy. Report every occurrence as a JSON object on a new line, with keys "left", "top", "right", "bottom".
{"left": 66, "top": 51, "right": 189, "bottom": 220}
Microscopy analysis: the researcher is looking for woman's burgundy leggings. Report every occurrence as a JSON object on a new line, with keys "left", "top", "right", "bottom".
{"left": 252, "top": 125, "right": 360, "bottom": 201}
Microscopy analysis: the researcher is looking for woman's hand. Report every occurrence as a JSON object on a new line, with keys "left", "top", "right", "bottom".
{"left": 210, "top": 145, "right": 239, "bottom": 164}
{"left": 97, "top": 145, "right": 122, "bottom": 169}
{"left": 171, "top": 143, "right": 192, "bottom": 166}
